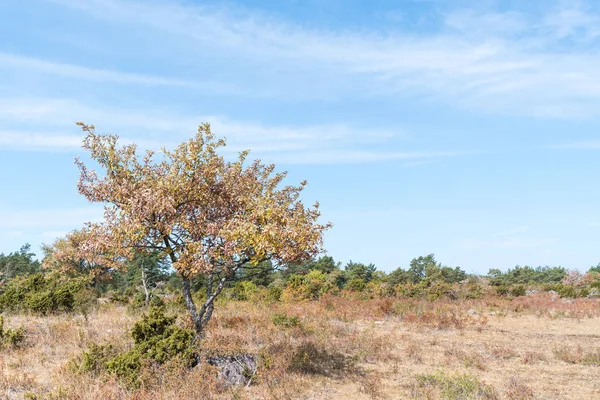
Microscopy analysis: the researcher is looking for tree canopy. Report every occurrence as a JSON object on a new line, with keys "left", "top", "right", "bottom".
{"left": 50, "top": 123, "right": 330, "bottom": 336}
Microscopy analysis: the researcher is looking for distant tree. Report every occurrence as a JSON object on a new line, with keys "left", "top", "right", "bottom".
{"left": 237, "top": 260, "right": 276, "bottom": 287}
{"left": 589, "top": 263, "right": 600, "bottom": 274}
{"left": 387, "top": 267, "right": 412, "bottom": 286}
{"left": 408, "top": 254, "right": 437, "bottom": 283}
{"left": 487, "top": 268, "right": 502, "bottom": 278}
{"left": 488, "top": 265, "right": 566, "bottom": 286}
{"left": 127, "top": 252, "right": 170, "bottom": 305}
{"left": 345, "top": 261, "right": 377, "bottom": 283}
{"left": 42, "top": 229, "right": 115, "bottom": 284}
{"left": 389, "top": 254, "right": 465, "bottom": 285}
{"left": 0, "top": 244, "right": 41, "bottom": 281}
{"left": 308, "top": 256, "right": 340, "bottom": 274}
{"left": 435, "top": 266, "right": 467, "bottom": 284}
{"left": 47, "top": 123, "right": 330, "bottom": 337}
{"left": 282, "top": 256, "right": 340, "bottom": 278}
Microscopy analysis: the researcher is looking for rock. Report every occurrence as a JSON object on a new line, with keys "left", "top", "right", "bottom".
{"left": 587, "top": 288, "right": 600, "bottom": 299}
{"left": 467, "top": 309, "right": 477, "bottom": 315}
{"left": 206, "top": 354, "right": 258, "bottom": 386}
{"left": 374, "top": 320, "right": 385, "bottom": 325}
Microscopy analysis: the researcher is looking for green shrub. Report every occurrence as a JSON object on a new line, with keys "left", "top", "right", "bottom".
{"left": 266, "top": 286, "right": 282, "bottom": 302}
{"left": 415, "top": 370, "right": 498, "bottom": 400}
{"left": 71, "top": 306, "right": 197, "bottom": 388}
{"left": 0, "top": 315, "right": 26, "bottom": 349}
{"left": 345, "top": 278, "right": 366, "bottom": 292}
{"left": 107, "top": 290, "right": 130, "bottom": 304}
{"left": 510, "top": 285, "right": 526, "bottom": 297}
{"left": 69, "top": 343, "right": 117, "bottom": 375}
{"left": 105, "top": 351, "right": 143, "bottom": 388}
{"left": 230, "top": 281, "right": 258, "bottom": 301}
{"left": 424, "top": 281, "right": 454, "bottom": 301}
{"left": 271, "top": 312, "right": 301, "bottom": 328}
{"left": 495, "top": 286, "right": 509, "bottom": 296}
{"left": 489, "top": 266, "right": 566, "bottom": 286}
{"left": 395, "top": 282, "right": 423, "bottom": 298}
{"left": 282, "top": 270, "right": 335, "bottom": 301}
{"left": 557, "top": 285, "right": 577, "bottom": 299}
{"left": 0, "top": 273, "right": 95, "bottom": 315}
{"left": 24, "top": 291, "right": 55, "bottom": 315}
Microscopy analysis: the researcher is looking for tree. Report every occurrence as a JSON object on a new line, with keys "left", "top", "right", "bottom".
{"left": 43, "top": 229, "right": 111, "bottom": 278}
{"left": 282, "top": 255, "right": 340, "bottom": 278}
{"left": 52, "top": 123, "right": 330, "bottom": 337}
{"left": 309, "top": 256, "right": 340, "bottom": 274}
{"left": 408, "top": 254, "right": 437, "bottom": 283}
{"left": 236, "top": 260, "right": 276, "bottom": 287}
{"left": 0, "top": 244, "right": 41, "bottom": 281}
{"left": 127, "top": 252, "right": 170, "bottom": 305}
{"left": 345, "top": 261, "right": 377, "bottom": 283}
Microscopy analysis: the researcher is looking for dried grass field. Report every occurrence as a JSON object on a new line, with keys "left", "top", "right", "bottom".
{"left": 1, "top": 293, "right": 599, "bottom": 400}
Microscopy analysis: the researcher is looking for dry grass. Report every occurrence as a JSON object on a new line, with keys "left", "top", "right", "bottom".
{"left": 1, "top": 294, "right": 599, "bottom": 399}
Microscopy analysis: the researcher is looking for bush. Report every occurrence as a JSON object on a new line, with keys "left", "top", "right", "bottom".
{"left": 415, "top": 370, "right": 498, "bottom": 400}
{"left": 229, "top": 281, "right": 258, "bottom": 301}
{"left": 424, "top": 281, "right": 454, "bottom": 301}
{"left": 0, "top": 315, "right": 26, "bottom": 349}
{"left": 557, "top": 285, "right": 578, "bottom": 299}
{"left": 510, "top": 285, "right": 526, "bottom": 297}
{"left": 70, "top": 306, "right": 197, "bottom": 388}
{"left": 489, "top": 266, "right": 566, "bottom": 286}
{"left": 0, "top": 273, "right": 95, "bottom": 315}
{"left": 495, "top": 286, "right": 509, "bottom": 296}
{"left": 69, "top": 343, "right": 117, "bottom": 375}
{"left": 271, "top": 313, "right": 301, "bottom": 329}
{"left": 345, "top": 278, "right": 366, "bottom": 292}
{"left": 266, "top": 286, "right": 282, "bottom": 302}
{"left": 282, "top": 270, "right": 335, "bottom": 301}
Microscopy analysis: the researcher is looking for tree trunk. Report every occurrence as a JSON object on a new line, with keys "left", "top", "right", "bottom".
{"left": 141, "top": 266, "right": 150, "bottom": 306}
{"left": 181, "top": 271, "right": 232, "bottom": 338}
{"left": 181, "top": 276, "right": 204, "bottom": 336}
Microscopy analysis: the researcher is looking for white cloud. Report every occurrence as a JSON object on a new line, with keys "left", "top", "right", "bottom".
{"left": 0, "top": 97, "right": 456, "bottom": 164}
{"left": 549, "top": 139, "right": 600, "bottom": 149}
{"left": 0, "top": 52, "right": 193, "bottom": 87}
{"left": 0, "top": 52, "right": 247, "bottom": 94}
{"left": 43, "top": 0, "right": 600, "bottom": 118}
{"left": 0, "top": 207, "right": 104, "bottom": 230}
{"left": 0, "top": 130, "right": 83, "bottom": 150}
{"left": 543, "top": 1, "right": 600, "bottom": 41}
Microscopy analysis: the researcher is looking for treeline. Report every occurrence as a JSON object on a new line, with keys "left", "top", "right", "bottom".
{"left": 1, "top": 244, "right": 600, "bottom": 316}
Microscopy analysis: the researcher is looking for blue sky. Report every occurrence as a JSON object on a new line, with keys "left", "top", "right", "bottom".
{"left": 1, "top": 0, "right": 599, "bottom": 273}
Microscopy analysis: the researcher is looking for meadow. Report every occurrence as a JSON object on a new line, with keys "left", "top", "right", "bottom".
{"left": 2, "top": 287, "right": 599, "bottom": 399}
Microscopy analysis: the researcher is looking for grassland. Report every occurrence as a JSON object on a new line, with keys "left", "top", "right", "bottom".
{"left": 1, "top": 293, "right": 599, "bottom": 399}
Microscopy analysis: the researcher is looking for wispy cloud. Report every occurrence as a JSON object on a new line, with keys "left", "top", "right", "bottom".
{"left": 0, "top": 97, "right": 458, "bottom": 163}
{"left": 0, "top": 52, "right": 193, "bottom": 87}
{"left": 0, "top": 52, "right": 245, "bottom": 94}
{"left": 549, "top": 139, "right": 600, "bottom": 149}
{"left": 0, "top": 130, "right": 83, "bottom": 151}
{"left": 43, "top": 0, "right": 600, "bottom": 118}
{"left": 0, "top": 207, "right": 104, "bottom": 230}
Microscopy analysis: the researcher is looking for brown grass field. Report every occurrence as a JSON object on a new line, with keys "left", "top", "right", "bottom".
{"left": 1, "top": 293, "right": 599, "bottom": 399}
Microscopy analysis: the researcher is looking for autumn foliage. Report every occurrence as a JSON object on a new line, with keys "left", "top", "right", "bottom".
{"left": 50, "top": 123, "right": 330, "bottom": 335}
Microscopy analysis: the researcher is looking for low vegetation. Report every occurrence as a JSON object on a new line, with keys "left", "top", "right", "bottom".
{"left": 1, "top": 129, "right": 599, "bottom": 398}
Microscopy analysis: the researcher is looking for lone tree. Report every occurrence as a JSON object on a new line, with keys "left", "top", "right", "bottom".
{"left": 55, "top": 122, "right": 330, "bottom": 337}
